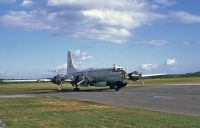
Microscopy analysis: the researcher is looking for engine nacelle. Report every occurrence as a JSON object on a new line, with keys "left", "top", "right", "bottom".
{"left": 52, "top": 75, "right": 65, "bottom": 85}
{"left": 95, "top": 81, "right": 107, "bottom": 87}
{"left": 128, "top": 71, "right": 142, "bottom": 81}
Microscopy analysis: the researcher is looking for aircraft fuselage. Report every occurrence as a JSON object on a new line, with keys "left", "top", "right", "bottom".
{"left": 66, "top": 67, "right": 127, "bottom": 88}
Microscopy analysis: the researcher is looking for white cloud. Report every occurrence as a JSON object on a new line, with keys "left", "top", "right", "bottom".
{"left": 0, "top": 71, "right": 5, "bottom": 74}
{"left": 0, "top": 0, "right": 165, "bottom": 43}
{"left": 73, "top": 49, "right": 94, "bottom": 61}
{"left": 55, "top": 62, "right": 86, "bottom": 71}
{"left": 1, "top": 0, "right": 198, "bottom": 44}
{"left": 21, "top": 0, "right": 33, "bottom": 7}
{"left": 74, "top": 27, "right": 131, "bottom": 44}
{"left": 154, "top": 0, "right": 176, "bottom": 6}
{"left": 72, "top": 50, "right": 94, "bottom": 69}
{"left": 82, "top": 9, "right": 148, "bottom": 29}
{"left": 170, "top": 11, "right": 200, "bottom": 24}
{"left": 139, "top": 64, "right": 158, "bottom": 70}
{"left": 47, "top": 0, "right": 150, "bottom": 10}
{"left": 55, "top": 64, "right": 85, "bottom": 71}
{"left": 56, "top": 63, "right": 67, "bottom": 71}
{"left": 73, "top": 61, "right": 86, "bottom": 69}
{"left": 0, "top": 11, "right": 59, "bottom": 31}
{"left": 166, "top": 59, "right": 177, "bottom": 66}
{"left": 55, "top": 50, "right": 93, "bottom": 71}
{"left": 142, "top": 40, "right": 169, "bottom": 46}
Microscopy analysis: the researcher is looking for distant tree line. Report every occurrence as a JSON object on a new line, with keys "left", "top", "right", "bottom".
{"left": 145, "top": 71, "right": 200, "bottom": 79}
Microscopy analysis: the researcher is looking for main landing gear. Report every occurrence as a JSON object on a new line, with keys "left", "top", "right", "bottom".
{"left": 109, "top": 84, "right": 120, "bottom": 91}
{"left": 111, "top": 81, "right": 127, "bottom": 91}
{"left": 73, "top": 83, "right": 80, "bottom": 91}
{"left": 114, "top": 85, "right": 120, "bottom": 91}
{"left": 74, "top": 87, "right": 80, "bottom": 91}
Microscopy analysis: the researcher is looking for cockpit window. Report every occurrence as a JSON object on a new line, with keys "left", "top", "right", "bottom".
{"left": 113, "top": 67, "right": 123, "bottom": 72}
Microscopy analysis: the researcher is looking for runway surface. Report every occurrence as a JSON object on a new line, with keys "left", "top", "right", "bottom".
{"left": 42, "top": 85, "right": 200, "bottom": 116}
{"left": 0, "top": 84, "right": 199, "bottom": 116}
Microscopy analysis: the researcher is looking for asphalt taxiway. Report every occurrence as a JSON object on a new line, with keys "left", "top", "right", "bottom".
{"left": 0, "top": 84, "right": 200, "bottom": 116}
{"left": 41, "top": 84, "right": 200, "bottom": 116}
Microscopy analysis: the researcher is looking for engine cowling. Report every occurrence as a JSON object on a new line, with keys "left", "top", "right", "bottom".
{"left": 128, "top": 71, "right": 142, "bottom": 81}
{"left": 72, "top": 74, "right": 94, "bottom": 86}
{"left": 52, "top": 75, "right": 65, "bottom": 85}
{"left": 95, "top": 81, "right": 107, "bottom": 87}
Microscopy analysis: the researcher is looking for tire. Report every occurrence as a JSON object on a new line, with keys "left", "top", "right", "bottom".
{"left": 114, "top": 85, "right": 119, "bottom": 91}
{"left": 74, "top": 88, "right": 80, "bottom": 91}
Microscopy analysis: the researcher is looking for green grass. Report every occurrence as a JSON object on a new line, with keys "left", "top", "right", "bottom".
{"left": 0, "top": 83, "right": 59, "bottom": 94}
{"left": 0, "top": 83, "right": 108, "bottom": 94}
{"left": 0, "top": 79, "right": 200, "bottom": 127}
{"left": 128, "top": 77, "right": 200, "bottom": 86}
{"left": 0, "top": 97, "right": 200, "bottom": 128}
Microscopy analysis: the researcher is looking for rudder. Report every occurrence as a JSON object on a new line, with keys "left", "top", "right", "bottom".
{"left": 67, "top": 51, "right": 77, "bottom": 73}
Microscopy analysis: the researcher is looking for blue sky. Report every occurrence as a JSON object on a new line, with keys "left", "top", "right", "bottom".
{"left": 0, "top": 0, "right": 200, "bottom": 78}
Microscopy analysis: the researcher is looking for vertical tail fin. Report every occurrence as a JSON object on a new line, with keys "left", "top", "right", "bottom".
{"left": 67, "top": 51, "right": 77, "bottom": 73}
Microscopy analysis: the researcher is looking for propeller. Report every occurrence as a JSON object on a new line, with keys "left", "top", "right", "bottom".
{"left": 52, "top": 71, "right": 65, "bottom": 91}
{"left": 128, "top": 71, "right": 140, "bottom": 80}
{"left": 138, "top": 69, "right": 144, "bottom": 85}
{"left": 76, "top": 74, "right": 89, "bottom": 86}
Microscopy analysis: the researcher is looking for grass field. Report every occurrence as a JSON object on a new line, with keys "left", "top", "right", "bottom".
{"left": 0, "top": 78, "right": 200, "bottom": 127}
{"left": 0, "top": 97, "right": 200, "bottom": 128}
{"left": 0, "top": 82, "right": 68, "bottom": 94}
{"left": 0, "top": 82, "right": 108, "bottom": 94}
{"left": 129, "top": 77, "right": 200, "bottom": 86}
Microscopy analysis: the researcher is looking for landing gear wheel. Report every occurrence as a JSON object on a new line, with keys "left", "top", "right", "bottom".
{"left": 74, "top": 88, "right": 80, "bottom": 91}
{"left": 114, "top": 85, "right": 119, "bottom": 91}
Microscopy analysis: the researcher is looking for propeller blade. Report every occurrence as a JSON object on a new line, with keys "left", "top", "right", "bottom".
{"left": 58, "top": 81, "right": 63, "bottom": 91}
{"left": 77, "top": 79, "right": 86, "bottom": 85}
{"left": 55, "top": 71, "right": 61, "bottom": 77}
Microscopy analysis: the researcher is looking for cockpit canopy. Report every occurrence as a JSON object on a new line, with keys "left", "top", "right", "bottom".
{"left": 112, "top": 64, "right": 126, "bottom": 72}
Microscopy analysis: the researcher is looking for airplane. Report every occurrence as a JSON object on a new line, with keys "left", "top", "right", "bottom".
{"left": 51, "top": 51, "right": 128, "bottom": 91}
{"left": 0, "top": 51, "right": 128, "bottom": 91}
{"left": 0, "top": 51, "right": 165, "bottom": 91}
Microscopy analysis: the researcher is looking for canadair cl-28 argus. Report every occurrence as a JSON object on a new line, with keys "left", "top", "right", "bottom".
{"left": 52, "top": 51, "right": 128, "bottom": 91}
{"left": 1, "top": 51, "right": 165, "bottom": 91}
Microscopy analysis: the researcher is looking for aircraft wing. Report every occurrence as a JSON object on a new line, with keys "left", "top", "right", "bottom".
{"left": 0, "top": 78, "right": 54, "bottom": 83}
{"left": 128, "top": 71, "right": 167, "bottom": 81}
{"left": 65, "top": 79, "right": 72, "bottom": 82}
{"left": 142, "top": 73, "right": 167, "bottom": 77}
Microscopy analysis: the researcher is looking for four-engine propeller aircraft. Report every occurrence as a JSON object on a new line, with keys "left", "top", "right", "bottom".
{"left": 1, "top": 51, "right": 165, "bottom": 91}
{"left": 52, "top": 51, "right": 128, "bottom": 91}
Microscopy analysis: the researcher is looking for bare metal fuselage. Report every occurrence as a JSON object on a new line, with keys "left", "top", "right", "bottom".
{"left": 66, "top": 67, "right": 127, "bottom": 87}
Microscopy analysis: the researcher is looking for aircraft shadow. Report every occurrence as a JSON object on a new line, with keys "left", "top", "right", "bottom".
{"left": 24, "top": 88, "right": 113, "bottom": 94}
{"left": 60, "top": 88, "right": 113, "bottom": 92}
